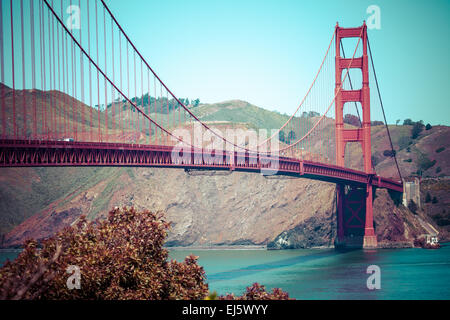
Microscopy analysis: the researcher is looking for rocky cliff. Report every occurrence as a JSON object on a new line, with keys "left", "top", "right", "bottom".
{"left": 2, "top": 167, "right": 336, "bottom": 247}
{"left": 268, "top": 187, "right": 436, "bottom": 249}
{"left": 2, "top": 166, "right": 437, "bottom": 249}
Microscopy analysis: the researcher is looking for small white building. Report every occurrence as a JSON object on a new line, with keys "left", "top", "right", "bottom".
{"left": 426, "top": 235, "right": 438, "bottom": 245}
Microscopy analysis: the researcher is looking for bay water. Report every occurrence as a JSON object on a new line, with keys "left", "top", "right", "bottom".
{"left": 1, "top": 244, "right": 449, "bottom": 299}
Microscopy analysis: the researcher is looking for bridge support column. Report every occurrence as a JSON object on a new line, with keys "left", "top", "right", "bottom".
{"left": 336, "top": 184, "right": 345, "bottom": 244}
{"left": 363, "top": 183, "right": 377, "bottom": 248}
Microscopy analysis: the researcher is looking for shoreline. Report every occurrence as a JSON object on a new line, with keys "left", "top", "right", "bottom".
{"left": 3, "top": 242, "right": 447, "bottom": 252}
{"left": 166, "top": 245, "right": 267, "bottom": 251}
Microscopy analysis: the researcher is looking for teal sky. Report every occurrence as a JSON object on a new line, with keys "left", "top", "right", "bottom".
{"left": 103, "top": 0, "right": 450, "bottom": 125}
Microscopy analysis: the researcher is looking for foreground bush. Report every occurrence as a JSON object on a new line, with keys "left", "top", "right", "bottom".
{"left": 218, "top": 283, "right": 291, "bottom": 300}
{"left": 0, "top": 207, "right": 208, "bottom": 300}
{"left": 0, "top": 207, "right": 292, "bottom": 300}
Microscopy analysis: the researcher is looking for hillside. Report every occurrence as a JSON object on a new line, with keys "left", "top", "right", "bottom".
{"left": 420, "top": 178, "right": 450, "bottom": 240}
{"left": 0, "top": 83, "right": 142, "bottom": 142}
{"left": 0, "top": 86, "right": 448, "bottom": 247}
{"left": 191, "top": 100, "right": 450, "bottom": 180}
{"left": 193, "top": 100, "right": 290, "bottom": 132}
{"left": 3, "top": 166, "right": 435, "bottom": 249}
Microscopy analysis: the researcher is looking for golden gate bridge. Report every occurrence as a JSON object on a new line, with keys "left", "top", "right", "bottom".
{"left": 0, "top": 0, "right": 403, "bottom": 248}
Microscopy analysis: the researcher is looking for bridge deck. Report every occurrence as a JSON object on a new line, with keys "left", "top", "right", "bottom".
{"left": 0, "top": 139, "right": 403, "bottom": 193}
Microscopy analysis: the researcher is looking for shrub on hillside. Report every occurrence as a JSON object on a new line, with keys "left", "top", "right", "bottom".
{"left": 418, "top": 154, "right": 436, "bottom": 172}
{"left": 383, "top": 149, "right": 396, "bottom": 157}
{"left": 307, "top": 111, "right": 320, "bottom": 118}
{"left": 343, "top": 114, "right": 360, "bottom": 127}
{"left": 411, "top": 121, "right": 424, "bottom": 139}
{"left": 371, "top": 120, "right": 384, "bottom": 126}
{"left": 287, "top": 130, "right": 296, "bottom": 143}
{"left": 408, "top": 200, "right": 418, "bottom": 214}
{"left": 433, "top": 214, "right": 450, "bottom": 226}
{"left": 0, "top": 207, "right": 208, "bottom": 300}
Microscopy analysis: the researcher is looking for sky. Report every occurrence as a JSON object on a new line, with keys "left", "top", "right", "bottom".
{"left": 100, "top": 0, "right": 450, "bottom": 125}
{"left": 1, "top": 0, "right": 448, "bottom": 126}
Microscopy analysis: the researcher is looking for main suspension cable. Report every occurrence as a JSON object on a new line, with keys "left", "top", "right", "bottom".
{"left": 367, "top": 36, "right": 402, "bottom": 181}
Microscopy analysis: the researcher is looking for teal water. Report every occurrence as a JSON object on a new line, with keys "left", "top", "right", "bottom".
{"left": 169, "top": 245, "right": 450, "bottom": 300}
{"left": 2, "top": 245, "right": 449, "bottom": 299}
{"left": 0, "top": 250, "right": 22, "bottom": 266}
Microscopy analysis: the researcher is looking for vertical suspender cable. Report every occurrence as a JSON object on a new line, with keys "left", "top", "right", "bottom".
{"left": 148, "top": 69, "right": 151, "bottom": 143}
{"left": 133, "top": 50, "right": 136, "bottom": 140}
{"left": 119, "top": 31, "right": 123, "bottom": 140}
{"left": 51, "top": 0, "right": 58, "bottom": 139}
{"left": 56, "top": 0, "right": 61, "bottom": 139}
{"left": 10, "top": 0, "right": 16, "bottom": 139}
{"left": 47, "top": 5, "right": 53, "bottom": 139}
{"left": 72, "top": 19, "right": 77, "bottom": 140}
{"left": 87, "top": 0, "right": 92, "bottom": 141}
{"left": 31, "top": 0, "right": 37, "bottom": 139}
{"left": 0, "top": 1, "right": 4, "bottom": 138}
{"left": 111, "top": 17, "right": 115, "bottom": 136}
{"left": 20, "top": 0, "right": 26, "bottom": 138}
{"left": 78, "top": 0, "right": 84, "bottom": 140}
{"left": 154, "top": 75, "right": 157, "bottom": 144}
{"left": 39, "top": 1, "right": 44, "bottom": 138}
{"left": 126, "top": 41, "right": 129, "bottom": 132}
{"left": 65, "top": 30, "right": 69, "bottom": 139}
{"left": 140, "top": 59, "right": 143, "bottom": 139}
{"left": 95, "top": 0, "right": 100, "bottom": 140}
{"left": 141, "top": 59, "right": 143, "bottom": 141}
{"left": 103, "top": 5, "right": 108, "bottom": 140}
{"left": 60, "top": 0, "right": 65, "bottom": 138}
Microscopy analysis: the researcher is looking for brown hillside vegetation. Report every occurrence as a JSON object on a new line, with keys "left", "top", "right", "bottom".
{"left": 0, "top": 83, "right": 144, "bottom": 142}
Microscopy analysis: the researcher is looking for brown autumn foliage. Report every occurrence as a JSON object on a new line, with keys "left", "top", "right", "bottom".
{"left": 0, "top": 207, "right": 292, "bottom": 300}
{"left": 218, "top": 283, "right": 291, "bottom": 300}
{"left": 0, "top": 207, "right": 208, "bottom": 300}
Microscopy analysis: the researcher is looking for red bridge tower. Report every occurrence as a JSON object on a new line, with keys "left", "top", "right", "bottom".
{"left": 335, "top": 22, "right": 377, "bottom": 248}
